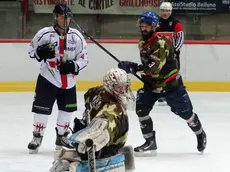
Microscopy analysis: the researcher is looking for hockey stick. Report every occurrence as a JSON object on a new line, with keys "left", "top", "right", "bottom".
{"left": 85, "top": 139, "right": 96, "bottom": 172}
{"left": 57, "top": 0, "right": 68, "bottom": 88}
{"left": 68, "top": 16, "right": 145, "bottom": 84}
{"left": 84, "top": 105, "right": 97, "bottom": 172}
{"left": 60, "top": 0, "right": 68, "bottom": 62}
{"left": 63, "top": 0, "right": 68, "bottom": 61}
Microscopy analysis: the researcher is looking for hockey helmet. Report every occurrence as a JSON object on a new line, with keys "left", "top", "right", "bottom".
{"left": 160, "top": 2, "right": 172, "bottom": 19}
{"left": 103, "top": 68, "right": 135, "bottom": 110}
{"left": 160, "top": 2, "right": 173, "bottom": 11}
{"left": 139, "top": 12, "right": 159, "bottom": 26}
{"left": 53, "top": 3, "right": 72, "bottom": 16}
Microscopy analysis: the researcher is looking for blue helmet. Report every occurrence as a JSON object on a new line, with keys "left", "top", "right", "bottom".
{"left": 139, "top": 12, "right": 159, "bottom": 25}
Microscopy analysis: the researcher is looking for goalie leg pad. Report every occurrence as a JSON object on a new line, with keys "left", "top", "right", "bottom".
{"left": 119, "top": 145, "right": 135, "bottom": 172}
{"left": 71, "top": 154, "right": 125, "bottom": 172}
{"left": 54, "top": 147, "right": 80, "bottom": 162}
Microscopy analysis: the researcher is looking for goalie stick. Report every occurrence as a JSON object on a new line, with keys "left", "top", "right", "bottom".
{"left": 67, "top": 13, "right": 145, "bottom": 84}
{"left": 84, "top": 104, "right": 97, "bottom": 172}
{"left": 65, "top": 12, "right": 156, "bottom": 91}
{"left": 85, "top": 139, "right": 96, "bottom": 172}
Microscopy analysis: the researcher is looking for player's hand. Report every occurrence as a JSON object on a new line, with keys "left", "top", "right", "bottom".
{"left": 174, "top": 50, "right": 180, "bottom": 56}
{"left": 118, "top": 61, "right": 138, "bottom": 74}
{"left": 59, "top": 60, "right": 79, "bottom": 75}
{"left": 36, "top": 43, "right": 55, "bottom": 61}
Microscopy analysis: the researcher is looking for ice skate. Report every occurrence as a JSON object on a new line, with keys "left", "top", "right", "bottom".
{"left": 28, "top": 131, "right": 43, "bottom": 154}
{"left": 134, "top": 132, "right": 157, "bottom": 157}
{"left": 197, "top": 130, "right": 207, "bottom": 153}
{"left": 55, "top": 127, "right": 74, "bottom": 150}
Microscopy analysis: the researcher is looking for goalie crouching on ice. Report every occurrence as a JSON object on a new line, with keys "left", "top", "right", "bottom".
{"left": 50, "top": 68, "right": 135, "bottom": 172}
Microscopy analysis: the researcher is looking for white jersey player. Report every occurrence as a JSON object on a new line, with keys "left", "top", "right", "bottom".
{"left": 27, "top": 3, "right": 88, "bottom": 154}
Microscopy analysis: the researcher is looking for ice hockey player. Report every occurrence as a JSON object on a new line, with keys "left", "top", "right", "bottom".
{"left": 156, "top": 2, "right": 184, "bottom": 105}
{"left": 118, "top": 12, "right": 207, "bottom": 155}
{"left": 27, "top": 3, "right": 88, "bottom": 154}
{"left": 49, "top": 68, "right": 135, "bottom": 172}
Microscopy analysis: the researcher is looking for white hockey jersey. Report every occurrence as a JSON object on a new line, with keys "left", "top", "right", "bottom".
{"left": 29, "top": 26, "right": 88, "bottom": 89}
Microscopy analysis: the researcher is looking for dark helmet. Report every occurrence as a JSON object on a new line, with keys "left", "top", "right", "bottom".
{"left": 53, "top": 3, "right": 72, "bottom": 30}
{"left": 53, "top": 3, "right": 72, "bottom": 15}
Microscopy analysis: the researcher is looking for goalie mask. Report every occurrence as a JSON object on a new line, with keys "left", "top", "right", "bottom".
{"left": 103, "top": 68, "right": 135, "bottom": 110}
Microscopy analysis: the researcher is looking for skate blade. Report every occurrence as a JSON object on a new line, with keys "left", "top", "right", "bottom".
{"left": 53, "top": 149, "right": 62, "bottom": 161}
{"left": 198, "top": 148, "right": 206, "bottom": 154}
{"left": 29, "top": 148, "right": 38, "bottom": 154}
{"left": 55, "top": 145, "right": 63, "bottom": 150}
{"left": 134, "top": 150, "right": 157, "bottom": 157}
{"left": 158, "top": 102, "right": 167, "bottom": 106}
{"left": 199, "top": 151, "right": 204, "bottom": 155}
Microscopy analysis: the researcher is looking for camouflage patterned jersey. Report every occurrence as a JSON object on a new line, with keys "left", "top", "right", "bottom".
{"left": 139, "top": 32, "right": 182, "bottom": 92}
{"left": 82, "top": 85, "right": 129, "bottom": 159}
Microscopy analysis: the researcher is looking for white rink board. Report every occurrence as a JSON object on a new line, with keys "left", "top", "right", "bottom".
{"left": 0, "top": 43, "right": 229, "bottom": 81}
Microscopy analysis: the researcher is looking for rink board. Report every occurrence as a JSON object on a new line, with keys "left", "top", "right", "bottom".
{"left": 0, "top": 81, "right": 230, "bottom": 92}
{"left": 0, "top": 39, "right": 230, "bottom": 92}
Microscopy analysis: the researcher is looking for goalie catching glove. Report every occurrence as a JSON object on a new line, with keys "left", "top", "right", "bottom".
{"left": 69, "top": 117, "right": 110, "bottom": 154}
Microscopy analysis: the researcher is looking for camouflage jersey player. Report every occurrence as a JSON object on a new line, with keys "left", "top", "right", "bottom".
{"left": 50, "top": 68, "right": 135, "bottom": 172}
{"left": 118, "top": 12, "right": 207, "bottom": 155}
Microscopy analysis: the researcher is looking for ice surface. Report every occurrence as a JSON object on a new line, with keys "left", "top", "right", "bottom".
{"left": 0, "top": 92, "right": 229, "bottom": 172}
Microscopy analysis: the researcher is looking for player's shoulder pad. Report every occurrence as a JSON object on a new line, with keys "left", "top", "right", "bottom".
{"left": 35, "top": 26, "right": 54, "bottom": 38}
{"left": 84, "top": 86, "right": 103, "bottom": 101}
{"left": 68, "top": 28, "right": 85, "bottom": 41}
{"left": 172, "top": 18, "right": 181, "bottom": 25}
{"left": 156, "top": 34, "right": 172, "bottom": 49}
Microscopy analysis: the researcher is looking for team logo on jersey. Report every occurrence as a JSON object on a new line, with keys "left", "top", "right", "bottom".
{"left": 66, "top": 47, "right": 76, "bottom": 51}
{"left": 52, "top": 41, "right": 76, "bottom": 51}
{"left": 169, "top": 21, "right": 172, "bottom": 26}
{"left": 80, "top": 54, "right": 84, "bottom": 59}
{"left": 30, "top": 41, "right": 34, "bottom": 48}
{"left": 68, "top": 40, "right": 75, "bottom": 44}
{"left": 53, "top": 42, "right": 58, "bottom": 46}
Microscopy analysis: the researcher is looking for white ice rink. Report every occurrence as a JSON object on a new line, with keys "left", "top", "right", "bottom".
{"left": 0, "top": 92, "right": 229, "bottom": 172}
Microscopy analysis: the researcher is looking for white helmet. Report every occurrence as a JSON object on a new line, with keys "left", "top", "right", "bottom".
{"left": 160, "top": 2, "right": 173, "bottom": 11}
{"left": 159, "top": 2, "right": 172, "bottom": 19}
{"left": 103, "top": 68, "right": 134, "bottom": 109}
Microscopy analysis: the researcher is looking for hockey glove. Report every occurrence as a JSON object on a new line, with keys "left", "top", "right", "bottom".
{"left": 118, "top": 61, "right": 138, "bottom": 74}
{"left": 36, "top": 43, "right": 55, "bottom": 62}
{"left": 73, "top": 117, "right": 86, "bottom": 133}
{"left": 59, "top": 60, "right": 79, "bottom": 75}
